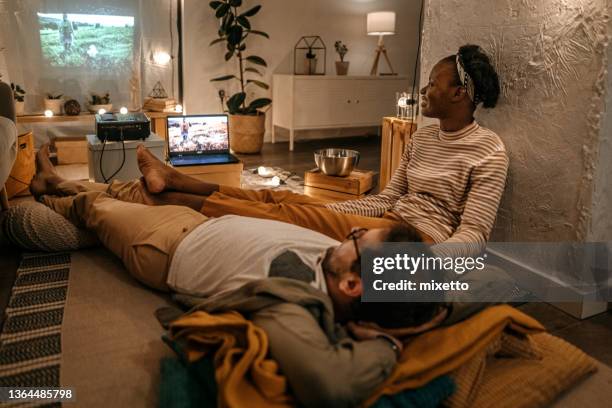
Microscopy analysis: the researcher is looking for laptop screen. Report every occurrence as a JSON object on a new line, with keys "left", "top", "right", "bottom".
{"left": 167, "top": 114, "right": 229, "bottom": 156}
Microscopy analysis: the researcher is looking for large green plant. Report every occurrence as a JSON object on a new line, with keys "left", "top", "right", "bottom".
{"left": 209, "top": 0, "right": 271, "bottom": 115}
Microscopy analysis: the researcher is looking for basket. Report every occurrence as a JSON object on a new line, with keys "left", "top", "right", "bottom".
{"left": 5, "top": 131, "right": 35, "bottom": 198}
{"left": 229, "top": 113, "right": 265, "bottom": 154}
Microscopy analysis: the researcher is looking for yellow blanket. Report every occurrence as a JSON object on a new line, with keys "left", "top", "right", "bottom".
{"left": 170, "top": 305, "right": 597, "bottom": 408}
{"left": 169, "top": 311, "right": 293, "bottom": 408}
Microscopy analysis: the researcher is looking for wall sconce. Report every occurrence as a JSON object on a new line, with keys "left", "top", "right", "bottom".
{"left": 152, "top": 51, "right": 172, "bottom": 65}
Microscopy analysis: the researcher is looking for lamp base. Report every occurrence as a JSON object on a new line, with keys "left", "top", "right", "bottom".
{"left": 370, "top": 35, "right": 396, "bottom": 76}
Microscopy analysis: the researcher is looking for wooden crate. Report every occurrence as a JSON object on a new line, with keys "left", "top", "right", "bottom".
{"left": 54, "top": 136, "right": 88, "bottom": 164}
{"left": 380, "top": 117, "right": 417, "bottom": 190}
{"left": 174, "top": 162, "right": 243, "bottom": 188}
{"left": 5, "top": 132, "right": 35, "bottom": 198}
{"left": 304, "top": 168, "right": 374, "bottom": 195}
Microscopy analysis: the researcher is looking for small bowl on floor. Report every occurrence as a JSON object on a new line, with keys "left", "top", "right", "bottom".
{"left": 314, "top": 148, "right": 360, "bottom": 177}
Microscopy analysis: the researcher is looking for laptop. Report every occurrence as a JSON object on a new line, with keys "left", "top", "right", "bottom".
{"left": 166, "top": 114, "right": 240, "bottom": 166}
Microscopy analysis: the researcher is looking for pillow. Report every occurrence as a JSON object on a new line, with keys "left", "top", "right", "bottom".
{"left": 1, "top": 201, "right": 98, "bottom": 251}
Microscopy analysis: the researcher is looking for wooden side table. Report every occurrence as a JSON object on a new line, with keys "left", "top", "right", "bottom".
{"left": 379, "top": 117, "right": 417, "bottom": 191}
{"left": 174, "top": 162, "right": 243, "bottom": 188}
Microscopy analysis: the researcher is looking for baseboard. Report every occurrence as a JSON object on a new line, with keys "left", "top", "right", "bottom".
{"left": 486, "top": 248, "right": 609, "bottom": 319}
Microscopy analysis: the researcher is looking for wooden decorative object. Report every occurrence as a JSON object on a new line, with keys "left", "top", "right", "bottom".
{"left": 5, "top": 131, "right": 35, "bottom": 198}
{"left": 64, "top": 99, "right": 81, "bottom": 116}
{"left": 379, "top": 117, "right": 417, "bottom": 191}
{"left": 304, "top": 168, "right": 374, "bottom": 200}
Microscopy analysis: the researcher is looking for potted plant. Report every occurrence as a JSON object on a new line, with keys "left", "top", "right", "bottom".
{"left": 88, "top": 92, "right": 112, "bottom": 113}
{"left": 44, "top": 93, "right": 64, "bottom": 115}
{"left": 334, "top": 41, "right": 349, "bottom": 75}
{"left": 209, "top": 0, "right": 271, "bottom": 154}
{"left": 10, "top": 83, "right": 26, "bottom": 116}
{"left": 306, "top": 47, "right": 317, "bottom": 75}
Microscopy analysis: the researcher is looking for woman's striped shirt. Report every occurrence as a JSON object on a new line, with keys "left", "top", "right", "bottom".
{"left": 326, "top": 121, "right": 509, "bottom": 256}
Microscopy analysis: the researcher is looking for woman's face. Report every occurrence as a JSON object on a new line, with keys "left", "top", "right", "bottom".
{"left": 419, "top": 60, "right": 460, "bottom": 119}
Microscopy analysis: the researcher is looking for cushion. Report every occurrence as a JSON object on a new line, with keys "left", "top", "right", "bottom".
{"left": 1, "top": 201, "right": 98, "bottom": 251}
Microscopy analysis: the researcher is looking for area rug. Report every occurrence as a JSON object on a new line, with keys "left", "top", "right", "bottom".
{"left": 0, "top": 253, "right": 71, "bottom": 389}
{"left": 241, "top": 167, "right": 304, "bottom": 194}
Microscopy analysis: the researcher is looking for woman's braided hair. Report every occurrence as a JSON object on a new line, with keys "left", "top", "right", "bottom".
{"left": 446, "top": 44, "right": 500, "bottom": 108}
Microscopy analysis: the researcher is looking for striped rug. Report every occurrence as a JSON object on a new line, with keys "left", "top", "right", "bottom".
{"left": 0, "top": 253, "right": 70, "bottom": 397}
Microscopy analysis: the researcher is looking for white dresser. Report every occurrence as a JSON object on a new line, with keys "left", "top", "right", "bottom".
{"left": 272, "top": 74, "right": 411, "bottom": 150}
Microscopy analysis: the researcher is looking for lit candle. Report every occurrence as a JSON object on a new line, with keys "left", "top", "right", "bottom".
{"left": 257, "top": 166, "right": 275, "bottom": 178}
{"left": 175, "top": 104, "right": 183, "bottom": 113}
{"left": 119, "top": 106, "right": 128, "bottom": 114}
{"left": 98, "top": 108, "right": 106, "bottom": 115}
{"left": 44, "top": 110, "right": 54, "bottom": 118}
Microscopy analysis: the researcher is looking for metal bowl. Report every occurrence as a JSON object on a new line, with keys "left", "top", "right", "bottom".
{"left": 314, "top": 148, "right": 360, "bottom": 177}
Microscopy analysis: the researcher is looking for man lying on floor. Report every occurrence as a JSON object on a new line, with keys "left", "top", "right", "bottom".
{"left": 35, "top": 175, "right": 449, "bottom": 406}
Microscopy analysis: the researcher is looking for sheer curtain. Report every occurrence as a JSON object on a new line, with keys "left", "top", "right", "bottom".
{"left": 0, "top": 0, "right": 178, "bottom": 114}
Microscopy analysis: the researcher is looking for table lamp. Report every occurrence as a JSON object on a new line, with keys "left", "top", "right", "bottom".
{"left": 367, "top": 11, "right": 396, "bottom": 75}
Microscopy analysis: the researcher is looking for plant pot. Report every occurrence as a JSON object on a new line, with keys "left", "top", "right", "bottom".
{"left": 229, "top": 113, "right": 265, "bottom": 154}
{"left": 88, "top": 104, "right": 113, "bottom": 114}
{"left": 335, "top": 61, "right": 349, "bottom": 76}
{"left": 14, "top": 101, "right": 25, "bottom": 116}
{"left": 44, "top": 99, "right": 63, "bottom": 115}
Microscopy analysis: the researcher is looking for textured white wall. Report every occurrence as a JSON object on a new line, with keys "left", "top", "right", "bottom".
{"left": 590, "top": 28, "right": 612, "bottom": 242}
{"left": 420, "top": 0, "right": 611, "bottom": 243}
{"left": 183, "top": 0, "right": 423, "bottom": 140}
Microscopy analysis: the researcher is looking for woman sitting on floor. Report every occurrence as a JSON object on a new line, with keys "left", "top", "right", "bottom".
{"left": 31, "top": 44, "right": 506, "bottom": 256}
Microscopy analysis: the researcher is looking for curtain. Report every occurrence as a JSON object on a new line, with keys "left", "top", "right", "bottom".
{"left": 0, "top": 0, "right": 178, "bottom": 113}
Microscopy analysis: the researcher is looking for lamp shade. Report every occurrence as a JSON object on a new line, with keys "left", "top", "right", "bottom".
{"left": 367, "top": 11, "right": 396, "bottom": 36}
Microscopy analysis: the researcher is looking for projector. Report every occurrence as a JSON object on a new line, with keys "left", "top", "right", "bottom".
{"left": 95, "top": 112, "right": 151, "bottom": 142}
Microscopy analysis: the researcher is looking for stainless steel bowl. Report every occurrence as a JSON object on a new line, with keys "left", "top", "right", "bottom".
{"left": 314, "top": 148, "right": 360, "bottom": 177}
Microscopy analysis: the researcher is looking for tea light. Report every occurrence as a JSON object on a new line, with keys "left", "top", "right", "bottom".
{"left": 98, "top": 108, "right": 107, "bottom": 115}
{"left": 119, "top": 106, "right": 128, "bottom": 114}
{"left": 175, "top": 104, "right": 183, "bottom": 113}
{"left": 257, "top": 166, "right": 275, "bottom": 178}
{"left": 44, "top": 110, "right": 54, "bottom": 118}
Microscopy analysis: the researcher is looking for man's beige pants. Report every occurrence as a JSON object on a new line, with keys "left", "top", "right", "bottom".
{"left": 43, "top": 188, "right": 206, "bottom": 291}
{"left": 51, "top": 179, "right": 419, "bottom": 242}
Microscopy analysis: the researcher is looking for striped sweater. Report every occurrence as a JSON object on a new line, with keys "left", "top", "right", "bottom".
{"left": 326, "top": 122, "right": 509, "bottom": 256}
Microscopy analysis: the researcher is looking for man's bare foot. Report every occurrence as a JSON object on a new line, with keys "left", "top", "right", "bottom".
{"left": 35, "top": 144, "right": 56, "bottom": 174}
{"left": 137, "top": 145, "right": 169, "bottom": 194}
{"left": 30, "top": 144, "right": 64, "bottom": 198}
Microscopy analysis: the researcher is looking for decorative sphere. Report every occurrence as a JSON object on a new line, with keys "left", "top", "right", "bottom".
{"left": 64, "top": 99, "right": 81, "bottom": 116}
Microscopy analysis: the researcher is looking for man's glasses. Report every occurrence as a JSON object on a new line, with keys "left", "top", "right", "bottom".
{"left": 346, "top": 228, "right": 369, "bottom": 265}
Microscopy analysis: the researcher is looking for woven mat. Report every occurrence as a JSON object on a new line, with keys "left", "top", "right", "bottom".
{"left": 241, "top": 167, "right": 304, "bottom": 194}
{"left": 0, "top": 253, "right": 71, "bottom": 394}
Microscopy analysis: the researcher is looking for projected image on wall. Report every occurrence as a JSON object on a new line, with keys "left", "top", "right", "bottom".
{"left": 37, "top": 13, "right": 134, "bottom": 68}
